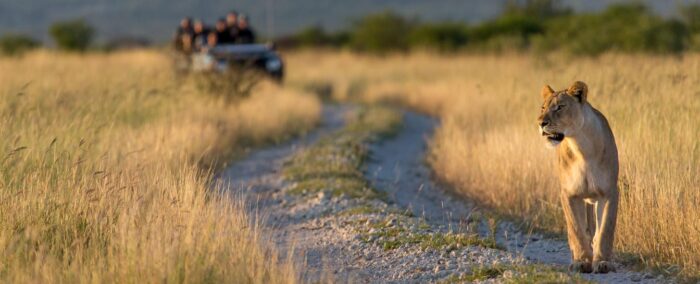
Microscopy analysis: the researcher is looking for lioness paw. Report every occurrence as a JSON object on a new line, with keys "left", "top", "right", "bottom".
{"left": 593, "top": 261, "right": 616, "bottom": 273}
{"left": 568, "top": 261, "right": 593, "bottom": 273}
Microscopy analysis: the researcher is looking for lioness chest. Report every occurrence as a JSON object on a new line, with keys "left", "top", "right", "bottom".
{"left": 557, "top": 142, "right": 612, "bottom": 201}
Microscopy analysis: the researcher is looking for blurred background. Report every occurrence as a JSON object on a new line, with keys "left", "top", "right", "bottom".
{"left": 2, "top": 0, "right": 700, "bottom": 55}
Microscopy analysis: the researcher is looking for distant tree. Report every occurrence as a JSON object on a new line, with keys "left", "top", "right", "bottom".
{"left": 295, "top": 26, "right": 330, "bottom": 46}
{"left": 409, "top": 23, "right": 469, "bottom": 52}
{"left": 50, "top": 19, "right": 94, "bottom": 51}
{"left": 537, "top": 3, "right": 688, "bottom": 55}
{"left": 350, "top": 11, "right": 414, "bottom": 53}
{"left": 680, "top": 4, "right": 700, "bottom": 50}
{"left": 0, "top": 34, "right": 40, "bottom": 56}
{"left": 680, "top": 4, "right": 700, "bottom": 32}
{"left": 503, "top": 0, "right": 571, "bottom": 19}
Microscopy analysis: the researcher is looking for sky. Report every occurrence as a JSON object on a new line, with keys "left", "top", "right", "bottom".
{"left": 0, "top": 0, "right": 698, "bottom": 44}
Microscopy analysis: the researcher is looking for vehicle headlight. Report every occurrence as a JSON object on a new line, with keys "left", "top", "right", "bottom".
{"left": 266, "top": 58, "right": 282, "bottom": 71}
{"left": 201, "top": 54, "right": 214, "bottom": 67}
{"left": 192, "top": 53, "right": 215, "bottom": 71}
{"left": 216, "top": 60, "right": 228, "bottom": 71}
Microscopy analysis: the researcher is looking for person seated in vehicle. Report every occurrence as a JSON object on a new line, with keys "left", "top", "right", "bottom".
{"left": 204, "top": 32, "right": 218, "bottom": 51}
{"left": 192, "top": 19, "right": 210, "bottom": 51}
{"left": 214, "top": 18, "right": 235, "bottom": 44}
{"left": 236, "top": 14, "right": 256, "bottom": 44}
{"left": 226, "top": 11, "right": 240, "bottom": 42}
{"left": 174, "top": 17, "right": 193, "bottom": 53}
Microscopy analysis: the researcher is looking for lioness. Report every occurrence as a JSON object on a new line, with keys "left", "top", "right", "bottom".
{"left": 537, "top": 81, "right": 619, "bottom": 274}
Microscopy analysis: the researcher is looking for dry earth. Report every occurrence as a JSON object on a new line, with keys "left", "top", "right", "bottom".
{"left": 219, "top": 104, "right": 667, "bottom": 283}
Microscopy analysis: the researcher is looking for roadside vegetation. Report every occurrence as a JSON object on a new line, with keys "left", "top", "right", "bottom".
{"left": 0, "top": 50, "right": 320, "bottom": 283}
{"left": 287, "top": 51, "right": 700, "bottom": 278}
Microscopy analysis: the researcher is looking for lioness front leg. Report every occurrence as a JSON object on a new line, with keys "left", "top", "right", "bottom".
{"left": 592, "top": 189, "right": 619, "bottom": 273}
{"left": 561, "top": 193, "right": 593, "bottom": 273}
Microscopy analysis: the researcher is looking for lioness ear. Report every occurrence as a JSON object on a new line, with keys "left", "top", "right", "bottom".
{"left": 541, "top": 85, "right": 555, "bottom": 100}
{"left": 568, "top": 81, "right": 588, "bottom": 102}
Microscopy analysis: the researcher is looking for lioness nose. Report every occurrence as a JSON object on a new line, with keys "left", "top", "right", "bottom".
{"left": 540, "top": 120, "right": 549, "bottom": 127}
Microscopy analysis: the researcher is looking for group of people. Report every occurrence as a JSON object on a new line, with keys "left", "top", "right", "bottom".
{"left": 174, "top": 11, "right": 256, "bottom": 54}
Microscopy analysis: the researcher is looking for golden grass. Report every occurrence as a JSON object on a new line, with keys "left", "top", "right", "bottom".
{"left": 0, "top": 50, "right": 320, "bottom": 282}
{"left": 287, "top": 50, "right": 700, "bottom": 274}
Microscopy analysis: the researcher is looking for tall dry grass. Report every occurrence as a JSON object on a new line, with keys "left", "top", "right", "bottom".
{"left": 287, "top": 51, "right": 700, "bottom": 274}
{"left": 0, "top": 50, "right": 320, "bottom": 282}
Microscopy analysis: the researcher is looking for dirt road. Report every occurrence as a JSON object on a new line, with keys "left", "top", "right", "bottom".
{"left": 219, "top": 104, "right": 664, "bottom": 283}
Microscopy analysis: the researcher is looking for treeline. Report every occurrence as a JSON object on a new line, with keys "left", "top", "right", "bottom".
{"left": 0, "top": 19, "right": 149, "bottom": 56}
{"left": 0, "top": 19, "right": 94, "bottom": 56}
{"left": 284, "top": 1, "right": 700, "bottom": 55}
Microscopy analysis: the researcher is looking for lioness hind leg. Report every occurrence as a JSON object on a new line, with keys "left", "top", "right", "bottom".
{"left": 561, "top": 193, "right": 593, "bottom": 273}
{"left": 586, "top": 204, "right": 596, "bottom": 240}
{"left": 592, "top": 190, "right": 619, "bottom": 274}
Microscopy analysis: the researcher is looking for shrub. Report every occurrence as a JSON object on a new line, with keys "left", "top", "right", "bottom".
{"left": 285, "top": 3, "right": 693, "bottom": 55}
{"left": 536, "top": 4, "right": 688, "bottom": 55}
{"left": 681, "top": 4, "right": 700, "bottom": 33}
{"left": 680, "top": 4, "right": 700, "bottom": 51}
{"left": 409, "top": 23, "right": 469, "bottom": 52}
{"left": 0, "top": 34, "right": 40, "bottom": 56}
{"left": 49, "top": 19, "right": 94, "bottom": 51}
{"left": 470, "top": 15, "right": 544, "bottom": 43}
{"left": 350, "top": 11, "right": 414, "bottom": 53}
{"left": 293, "top": 26, "right": 349, "bottom": 47}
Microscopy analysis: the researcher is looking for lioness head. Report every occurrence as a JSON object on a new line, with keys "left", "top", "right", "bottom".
{"left": 537, "top": 81, "right": 588, "bottom": 146}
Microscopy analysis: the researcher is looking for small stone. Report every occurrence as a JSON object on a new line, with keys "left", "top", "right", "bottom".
{"left": 643, "top": 273, "right": 654, "bottom": 279}
{"left": 630, "top": 274, "right": 642, "bottom": 282}
{"left": 446, "top": 261, "right": 456, "bottom": 270}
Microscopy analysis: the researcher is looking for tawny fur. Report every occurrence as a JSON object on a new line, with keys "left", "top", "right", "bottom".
{"left": 537, "top": 81, "right": 619, "bottom": 274}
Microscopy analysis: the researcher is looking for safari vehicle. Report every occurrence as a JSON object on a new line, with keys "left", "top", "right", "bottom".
{"left": 191, "top": 43, "right": 284, "bottom": 81}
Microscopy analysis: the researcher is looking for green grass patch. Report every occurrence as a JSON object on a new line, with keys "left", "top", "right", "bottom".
{"left": 337, "top": 205, "right": 383, "bottom": 216}
{"left": 442, "top": 264, "right": 589, "bottom": 284}
{"left": 288, "top": 177, "right": 377, "bottom": 198}
{"left": 361, "top": 218, "right": 500, "bottom": 251}
{"left": 336, "top": 205, "right": 414, "bottom": 217}
{"left": 379, "top": 230, "right": 500, "bottom": 251}
{"left": 283, "top": 106, "right": 402, "bottom": 199}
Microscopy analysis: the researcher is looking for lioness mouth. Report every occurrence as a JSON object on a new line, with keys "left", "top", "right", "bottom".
{"left": 543, "top": 132, "right": 565, "bottom": 142}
